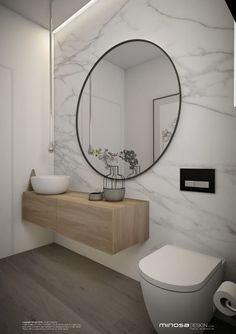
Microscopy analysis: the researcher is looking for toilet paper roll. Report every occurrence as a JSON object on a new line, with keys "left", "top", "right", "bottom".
{"left": 213, "top": 281, "right": 236, "bottom": 316}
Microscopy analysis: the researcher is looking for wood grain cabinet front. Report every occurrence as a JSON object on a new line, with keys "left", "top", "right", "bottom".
{"left": 22, "top": 192, "right": 58, "bottom": 231}
{"left": 22, "top": 191, "right": 149, "bottom": 254}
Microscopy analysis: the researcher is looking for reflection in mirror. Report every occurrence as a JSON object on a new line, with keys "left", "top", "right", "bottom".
{"left": 153, "top": 94, "right": 179, "bottom": 161}
{"left": 77, "top": 40, "right": 181, "bottom": 179}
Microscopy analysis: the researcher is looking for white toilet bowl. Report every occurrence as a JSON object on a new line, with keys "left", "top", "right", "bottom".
{"left": 139, "top": 245, "right": 224, "bottom": 333}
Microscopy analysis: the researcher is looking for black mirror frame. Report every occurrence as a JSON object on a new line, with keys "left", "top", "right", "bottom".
{"left": 75, "top": 39, "right": 182, "bottom": 180}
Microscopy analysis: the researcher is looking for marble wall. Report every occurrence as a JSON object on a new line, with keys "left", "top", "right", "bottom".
{"left": 54, "top": 0, "right": 236, "bottom": 281}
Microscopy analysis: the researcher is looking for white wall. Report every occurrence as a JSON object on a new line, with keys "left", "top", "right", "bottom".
{"left": 234, "top": 21, "right": 236, "bottom": 107}
{"left": 0, "top": 65, "right": 13, "bottom": 258}
{"left": 0, "top": 5, "right": 53, "bottom": 258}
{"left": 125, "top": 55, "right": 179, "bottom": 172}
{"left": 54, "top": 0, "right": 236, "bottom": 282}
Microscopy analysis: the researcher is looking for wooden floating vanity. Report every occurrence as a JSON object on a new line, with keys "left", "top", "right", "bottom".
{"left": 22, "top": 191, "right": 149, "bottom": 254}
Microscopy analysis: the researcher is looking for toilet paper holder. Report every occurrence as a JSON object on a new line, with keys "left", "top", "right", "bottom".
{"left": 224, "top": 299, "right": 236, "bottom": 313}
{"left": 214, "top": 281, "right": 236, "bottom": 317}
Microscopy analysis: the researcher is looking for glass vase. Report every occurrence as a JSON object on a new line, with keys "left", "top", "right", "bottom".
{"left": 128, "top": 165, "right": 141, "bottom": 178}
{"left": 103, "top": 165, "right": 125, "bottom": 201}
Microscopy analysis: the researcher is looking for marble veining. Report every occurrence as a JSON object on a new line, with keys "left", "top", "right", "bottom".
{"left": 54, "top": 0, "right": 236, "bottom": 281}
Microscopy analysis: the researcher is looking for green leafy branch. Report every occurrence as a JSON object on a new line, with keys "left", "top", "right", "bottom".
{"left": 119, "top": 149, "right": 138, "bottom": 170}
{"left": 88, "top": 147, "right": 138, "bottom": 170}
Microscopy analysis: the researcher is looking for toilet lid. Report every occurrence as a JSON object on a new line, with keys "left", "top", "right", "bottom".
{"left": 139, "top": 245, "right": 223, "bottom": 292}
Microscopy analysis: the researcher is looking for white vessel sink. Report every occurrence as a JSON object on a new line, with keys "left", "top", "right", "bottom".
{"left": 31, "top": 175, "right": 70, "bottom": 195}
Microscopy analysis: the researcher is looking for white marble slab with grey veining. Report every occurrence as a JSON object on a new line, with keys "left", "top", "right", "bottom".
{"left": 54, "top": 0, "right": 236, "bottom": 281}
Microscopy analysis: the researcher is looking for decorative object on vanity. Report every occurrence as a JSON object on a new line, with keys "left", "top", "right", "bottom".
{"left": 180, "top": 169, "right": 215, "bottom": 193}
{"left": 128, "top": 165, "right": 141, "bottom": 178}
{"left": 27, "top": 168, "right": 36, "bottom": 191}
{"left": 31, "top": 175, "right": 70, "bottom": 195}
{"left": 88, "top": 147, "right": 139, "bottom": 171}
{"left": 88, "top": 192, "right": 103, "bottom": 201}
{"left": 139, "top": 245, "right": 224, "bottom": 333}
{"left": 103, "top": 165, "right": 125, "bottom": 201}
{"left": 76, "top": 39, "right": 181, "bottom": 180}
{"left": 22, "top": 191, "right": 149, "bottom": 254}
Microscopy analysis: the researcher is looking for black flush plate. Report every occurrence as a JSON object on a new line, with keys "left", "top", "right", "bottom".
{"left": 225, "top": 0, "right": 236, "bottom": 21}
{"left": 180, "top": 169, "right": 215, "bottom": 193}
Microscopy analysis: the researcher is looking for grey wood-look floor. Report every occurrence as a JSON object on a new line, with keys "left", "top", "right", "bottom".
{"left": 0, "top": 243, "right": 155, "bottom": 334}
{"left": 0, "top": 244, "right": 235, "bottom": 334}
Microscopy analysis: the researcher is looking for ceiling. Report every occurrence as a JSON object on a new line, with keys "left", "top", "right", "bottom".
{"left": 0, "top": 0, "right": 91, "bottom": 30}
{"left": 105, "top": 41, "right": 163, "bottom": 70}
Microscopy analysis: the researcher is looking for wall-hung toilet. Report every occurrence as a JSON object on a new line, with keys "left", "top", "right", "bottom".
{"left": 139, "top": 245, "right": 224, "bottom": 333}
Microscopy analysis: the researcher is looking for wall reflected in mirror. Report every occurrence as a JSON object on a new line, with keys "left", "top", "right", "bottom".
{"left": 153, "top": 94, "right": 179, "bottom": 161}
{"left": 77, "top": 40, "right": 181, "bottom": 179}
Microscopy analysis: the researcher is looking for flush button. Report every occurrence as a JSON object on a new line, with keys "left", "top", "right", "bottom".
{"left": 185, "top": 180, "right": 209, "bottom": 188}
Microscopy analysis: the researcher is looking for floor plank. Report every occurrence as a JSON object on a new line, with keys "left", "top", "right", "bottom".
{"left": 0, "top": 243, "right": 235, "bottom": 334}
{"left": 0, "top": 243, "right": 155, "bottom": 334}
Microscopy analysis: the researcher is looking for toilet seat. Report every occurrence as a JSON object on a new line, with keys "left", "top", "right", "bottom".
{"left": 139, "top": 245, "right": 223, "bottom": 292}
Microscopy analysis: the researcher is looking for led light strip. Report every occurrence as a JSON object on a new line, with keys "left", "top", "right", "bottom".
{"left": 48, "top": 0, "right": 99, "bottom": 153}
{"left": 53, "top": 0, "right": 99, "bottom": 34}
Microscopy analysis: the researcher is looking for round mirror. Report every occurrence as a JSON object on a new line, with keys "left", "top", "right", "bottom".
{"left": 76, "top": 39, "right": 181, "bottom": 180}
